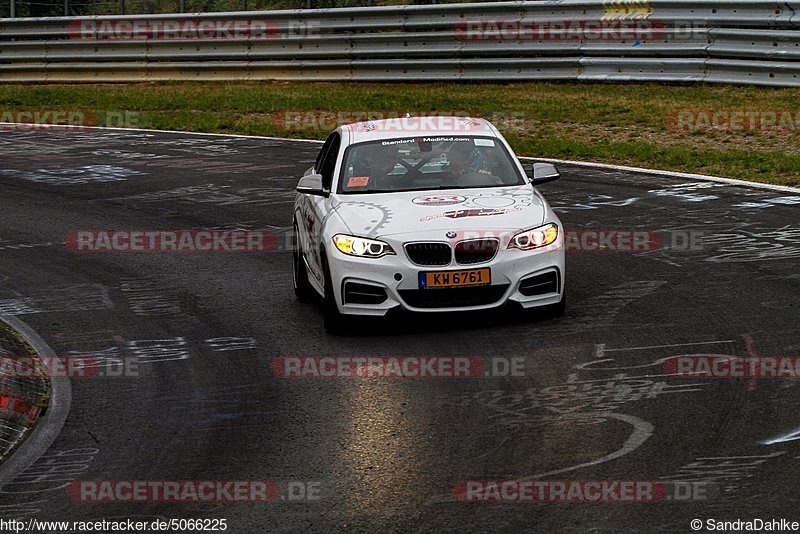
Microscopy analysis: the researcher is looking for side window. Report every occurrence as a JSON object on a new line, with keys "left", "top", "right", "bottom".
{"left": 314, "top": 134, "right": 335, "bottom": 172}
{"left": 319, "top": 133, "right": 341, "bottom": 191}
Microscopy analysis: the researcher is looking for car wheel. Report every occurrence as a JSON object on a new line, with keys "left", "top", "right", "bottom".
{"left": 322, "top": 255, "right": 348, "bottom": 334}
{"left": 292, "top": 224, "right": 316, "bottom": 302}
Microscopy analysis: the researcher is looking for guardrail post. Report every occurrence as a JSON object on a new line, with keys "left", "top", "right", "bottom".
{"left": 64, "top": 0, "right": 69, "bottom": 16}
{"left": 119, "top": 0, "right": 124, "bottom": 15}
{"left": 10, "top": 0, "right": 15, "bottom": 18}
{"left": 180, "top": 0, "right": 185, "bottom": 12}
{"left": 242, "top": 0, "right": 247, "bottom": 10}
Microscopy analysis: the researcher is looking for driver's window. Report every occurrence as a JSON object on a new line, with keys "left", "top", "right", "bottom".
{"left": 319, "top": 133, "right": 341, "bottom": 191}
{"left": 315, "top": 133, "right": 336, "bottom": 172}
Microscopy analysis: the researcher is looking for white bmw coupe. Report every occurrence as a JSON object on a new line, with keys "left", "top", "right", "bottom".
{"left": 292, "top": 117, "right": 565, "bottom": 333}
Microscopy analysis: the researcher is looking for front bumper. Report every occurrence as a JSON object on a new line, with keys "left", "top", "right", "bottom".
{"left": 327, "top": 239, "right": 565, "bottom": 316}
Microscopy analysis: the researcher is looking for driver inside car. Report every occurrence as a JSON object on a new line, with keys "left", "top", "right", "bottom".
{"left": 349, "top": 144, "right": 398, "bottom": 191}
{"left": 444, "top": 142, "right": 501, "bottom": 187}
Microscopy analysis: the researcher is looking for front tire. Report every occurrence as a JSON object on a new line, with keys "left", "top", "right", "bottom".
{"left": 292, "top": 224, "right": 315, "bottom": 302}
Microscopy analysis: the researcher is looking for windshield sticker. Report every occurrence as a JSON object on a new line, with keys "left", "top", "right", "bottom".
{"left": 412, "top": 195, "right": 467, "bottom": 206}
{"left": 474, "top": 139, "right": 495, "bottom": 147}
{"left": 347, "top": 176, "right": 370, "bottom": 188}
{"left": 420, "top": 207, "right": 522, "bottom": 221}
{"left": 381, "top": 139, "right": 416, "bottom": 146}
{"left": 381, "top": 137, "right": 472, "bottom": 146}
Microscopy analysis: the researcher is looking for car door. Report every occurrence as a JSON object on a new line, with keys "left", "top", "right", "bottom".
{"left": 304, "top": 132, "right": 341, "bottom": 284}
{"left": 297, "top": 133, "right": 334, "bottom": 285}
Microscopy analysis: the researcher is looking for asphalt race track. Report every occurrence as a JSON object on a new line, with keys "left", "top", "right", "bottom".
{"left": 1, "top": 127, "right": 799, "bottom": 532}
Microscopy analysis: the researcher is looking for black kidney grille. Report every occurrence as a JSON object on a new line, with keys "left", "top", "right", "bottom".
{"left": 405, "top": 242, "right": 452, "bottom": 266}
{"left": 454, "top": 239, "right": 499, "bottom": 264}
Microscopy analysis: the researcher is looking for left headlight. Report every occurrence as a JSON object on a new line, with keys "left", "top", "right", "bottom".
{"left": 508, "top": 223, "right": 559, "bottom": 250}
{"left": 333, "top": 234, "right": 395, "bottom": 258}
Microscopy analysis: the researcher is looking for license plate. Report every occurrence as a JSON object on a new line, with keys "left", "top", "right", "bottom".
{"left": 419, "top": 268, "right": 491, "bottom": 289}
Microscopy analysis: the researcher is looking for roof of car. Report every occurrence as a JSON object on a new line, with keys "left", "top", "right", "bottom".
{"left": 340, "top": 116, "right": 498, "bottom": 144}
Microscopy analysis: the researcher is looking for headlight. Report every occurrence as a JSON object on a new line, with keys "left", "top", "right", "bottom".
{"left": 508, "top": 223, "right": 559, "bottom": 250}
{"left": 333, "top": 234, "right": 395, "bottom": 258}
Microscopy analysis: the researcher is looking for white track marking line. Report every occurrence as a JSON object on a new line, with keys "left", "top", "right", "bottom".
{"left": 521, "top": 413, "right": 654, "bottom": 479}
{"left": 426, "top": 413, "right": 654, "bottom": 503}
{"left": 601, "top": 340, "right": 736, "bottom": 352}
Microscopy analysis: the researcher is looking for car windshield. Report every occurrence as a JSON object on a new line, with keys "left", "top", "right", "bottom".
{"left": 338, "top": 136, "right": 525, "bottom": 194}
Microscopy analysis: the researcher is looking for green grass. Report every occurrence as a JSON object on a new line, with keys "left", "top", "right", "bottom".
{"left": 1, "top": 81, "right": 799, "bottom": 186}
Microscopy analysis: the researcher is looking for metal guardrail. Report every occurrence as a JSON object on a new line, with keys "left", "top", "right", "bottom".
{"left": 1, "top": 0, "right": 800, "bottom": 84}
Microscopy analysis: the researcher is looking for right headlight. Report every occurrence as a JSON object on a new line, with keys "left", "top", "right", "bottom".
{"left": 508, "top": 223, "right": 559, "bottom": 250}
{"left": 333, "top": 234, "right": 395, "bottom": 258}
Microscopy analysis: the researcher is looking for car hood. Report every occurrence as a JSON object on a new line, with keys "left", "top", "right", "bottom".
{"left": 332, "top": 186, "right": 546, "bottom": 238}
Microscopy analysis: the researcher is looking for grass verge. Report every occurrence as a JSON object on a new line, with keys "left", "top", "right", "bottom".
{"left": 1, "top": 81, "right": 799, "bottom": 186}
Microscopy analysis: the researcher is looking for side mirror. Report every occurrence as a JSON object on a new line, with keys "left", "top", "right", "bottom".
{"left": 532, "top": 163, "right": 560, "bottom": 185}
{"left": 296, "top": 174, "right": 328, "bottom": 197}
